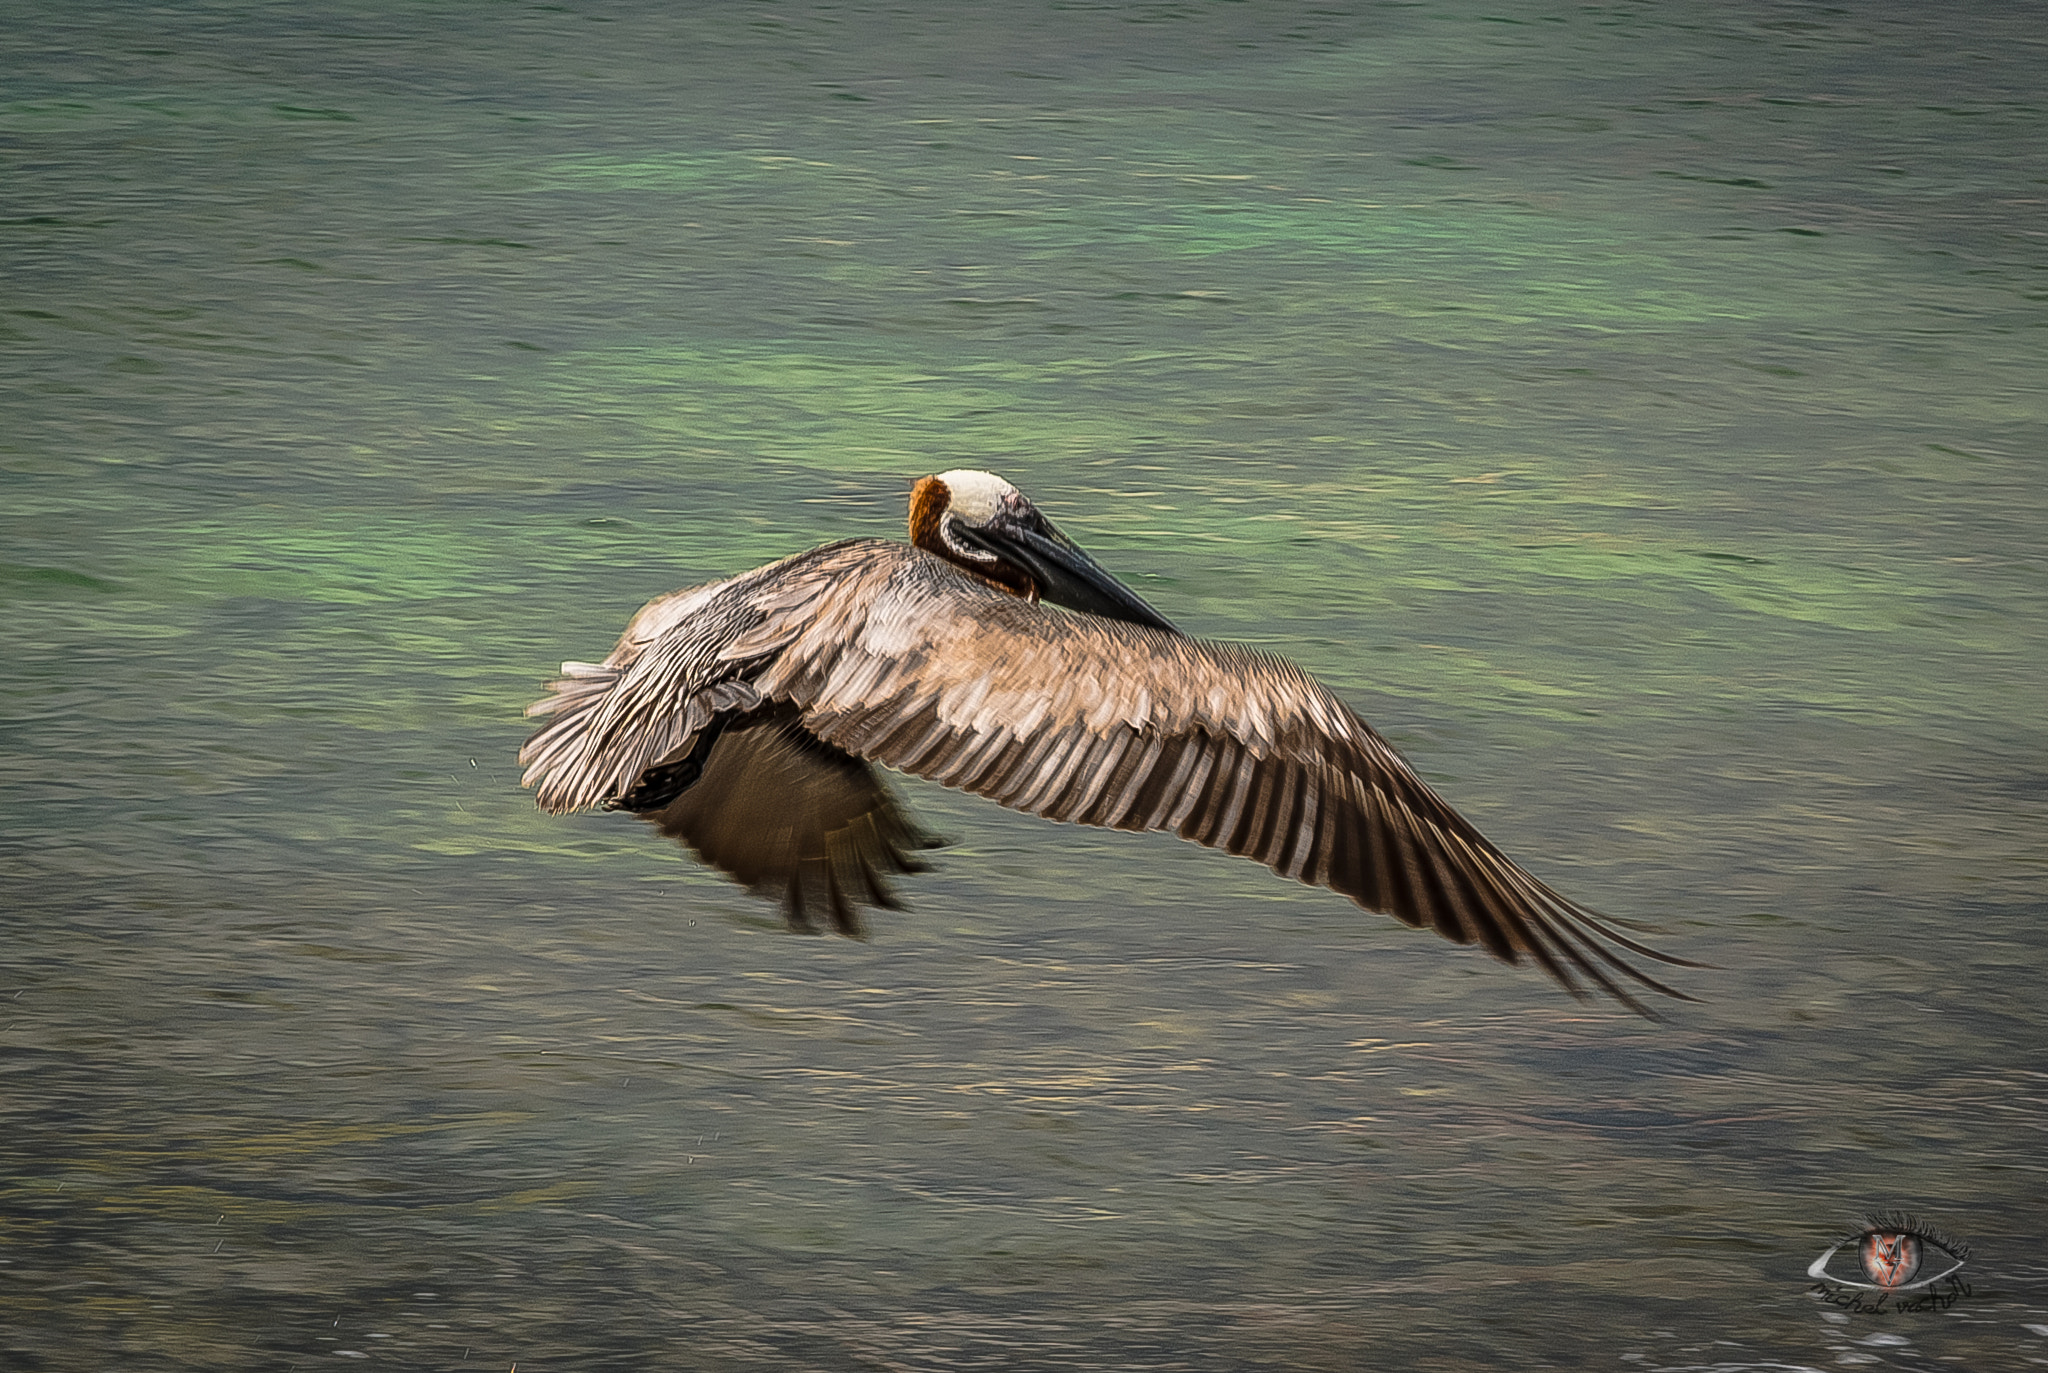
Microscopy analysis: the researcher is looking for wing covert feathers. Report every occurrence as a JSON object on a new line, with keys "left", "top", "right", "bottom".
{"left": 518, "top": 548, "right": 847, "bottom": 814}
{"left": 520, "top": 538, "right": 1690, "bottom": 1013}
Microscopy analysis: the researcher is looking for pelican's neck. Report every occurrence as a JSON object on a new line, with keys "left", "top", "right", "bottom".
{"left": 907, "top": 475, "right": 948, "bottom": 555}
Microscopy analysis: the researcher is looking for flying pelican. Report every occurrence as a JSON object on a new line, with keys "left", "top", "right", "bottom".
{"left": 521, "top": 470, "right": 1691, "bottom": 1014}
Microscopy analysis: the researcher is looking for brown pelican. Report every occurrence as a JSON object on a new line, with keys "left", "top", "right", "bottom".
{"left": 521, "top": 470, "right": 1691, "bottom": 1014}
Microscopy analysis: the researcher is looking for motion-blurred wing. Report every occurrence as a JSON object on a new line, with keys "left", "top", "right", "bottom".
{"left": 757, "top": 565, "right": 1690, "bottom": 1013}
{"left": 518, "top": 541, "right": 945, "bottom": 935}
{"left": 636, "top": 706, "right": 942, "bottom": 937}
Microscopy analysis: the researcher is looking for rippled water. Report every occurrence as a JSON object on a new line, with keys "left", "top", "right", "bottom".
{"left": 4, "top": 2, "right": 2044, "bottom": 1369}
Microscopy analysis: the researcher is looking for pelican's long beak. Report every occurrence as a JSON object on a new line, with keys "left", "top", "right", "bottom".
{"left": 956, "top": 514, "right": 1179, "bottom": 634}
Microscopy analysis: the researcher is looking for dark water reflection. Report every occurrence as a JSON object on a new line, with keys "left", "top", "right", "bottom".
{"left": 4, "top": 1, "right": 2045, "bottom": 1368}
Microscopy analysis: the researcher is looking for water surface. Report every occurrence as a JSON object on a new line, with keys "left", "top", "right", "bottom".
{"left": 3, "top": 2, "right": 2044, "bottom": 1369}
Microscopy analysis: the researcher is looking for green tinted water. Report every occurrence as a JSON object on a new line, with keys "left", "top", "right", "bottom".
{"left": 3, "top": 2, "right": 2043, "bottom": 1369}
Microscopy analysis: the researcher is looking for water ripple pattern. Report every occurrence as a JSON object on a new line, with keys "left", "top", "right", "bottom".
{"left": 2, "top": 2, "right": 2042, "bottom": 1369}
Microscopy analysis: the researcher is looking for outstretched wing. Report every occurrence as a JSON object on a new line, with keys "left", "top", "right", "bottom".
{"left": 520, "top": 544, "right": 864, "bottom": 815}
{"left": 749, "top": 554, "right": 1691, "bottom": 1014}
{"left": 635, "top": 706, "right": 943, "bottom": 938}
{"left": 518, "top": 542, "right": 944, "bottom": 934}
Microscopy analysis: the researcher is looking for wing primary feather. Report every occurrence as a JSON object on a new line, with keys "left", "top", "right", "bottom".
{"left": 879, "top": 822, "right": 937, "bottom": 874}
{"left": 1255, "top": 761, "right": 1302, "bottom": 869}
{"left": 938, "top": 726, "right": 1013, "bottom": 790}
{"left": 1161, "top": 739, "right": 1225, "bottom": 833}
{"left": 1360, "top": 780, "right": 1405, "bottom": 920}
{"left": 821, "top": 698, "right": 895, "bottom": 758}
{"left": 1503, "top": 865, "right": 1698, "bottom": 1004}
{"left": 861, "top": 696, "right": 939, "bottom": 760}
{"left": 1182, "top": 740, "right": 1247, "bottom": 848}
{"left": 985, "top": 736, "right": 1042, "bottom": 798}
{"left": 878, "top": 801, "right": 946, "bottom": 865}
{"left": 1086, "top": 729, "right": 1160, "bottom": 829}
{"left": 1048, "top": 731, "right": 1128, "bottom": 823}
{"left": 923, "top": 734, "right": 981, "bottom": 788}
{"left": 1291, "top": 777, "right": 1334, "bottom": 886}
{"left": 1026, "top": 728, "right": 1103, "bottom": 819}
{"left": 1207, "top": 745, "right": 1260, "bottom": 850}
{"left": 893, "top": 711, "right": 959, "bottom": 773}
{"left": 1064, "top": 731, "right": 1135, "bottom": 826}
{"left": 1417, "top": 833, "right": 1509, "bottom": 958}
{"left": 1493, "top": 876, "right": 1642, "bottom": 998}
{"left": 1008, "top": 726, "right": 1090, "bottom": 814}
{"left": 1557, "top": 905, "right": 1707, "bottom": 970}
{"left": 823, "top": 850, "right": 862, "bottom": 939}
{"left": 1451, "top": 843, "right": 1549, "bottom": 965}
{"left": 1323, "top": 808, "right": 1370, "bottom": 916}
{"left": 987, "top": 723, "right": 1074, "bottom": 808}
{"left": 1133, "top": 737, "right": 1201, "bottom": 831}
{"left": 1399, "top": 822, "right": 1459, "bottom": 944}
{"left": 845, "top": 820, "right": 905, "bottom": 911}
{"left": 1176, "top": 740, "right": 1232, "bottom": 845}
{"left": 1225, "top": 758, "right": 1279, "bottom": 860}
{"left": 783, "top": 866, "right": 815, "bottom": 935}
{"left": 1044, "top": 728, "right": 1116, "bottom": 819}
{"left": 1485, "top": 865, "right": 1618, "bottom": 1002}
{"left": 1529, "top": 918, "right": 1653, "bottom": 1016}
{"left": 1273, "top": 765, "right": 1318, "bottom": 880}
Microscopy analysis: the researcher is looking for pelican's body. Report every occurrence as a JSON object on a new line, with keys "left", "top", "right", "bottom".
{"left": 522, "top": 471, "right": 1689, "bottom": 1013}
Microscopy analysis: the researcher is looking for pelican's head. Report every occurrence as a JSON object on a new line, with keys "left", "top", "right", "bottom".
{"left": 908, "top": 470, "right": 1178, "bottom": 633}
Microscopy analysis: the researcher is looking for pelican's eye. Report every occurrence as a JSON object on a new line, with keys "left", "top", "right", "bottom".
{"left": 1807, "top": 1214, "right": 1969, "bottom": 1292}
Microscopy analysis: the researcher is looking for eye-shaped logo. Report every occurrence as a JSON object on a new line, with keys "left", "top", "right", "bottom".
{"left": 1808, "top": 1213, "right": 1970, "bottom": 1299}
